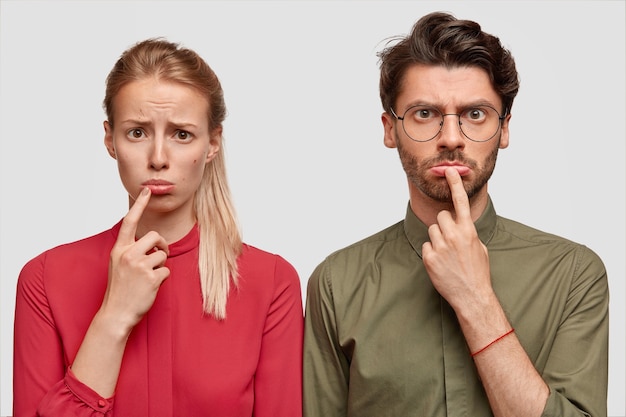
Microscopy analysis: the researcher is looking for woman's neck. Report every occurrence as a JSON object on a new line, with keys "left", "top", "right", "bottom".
{"left": 129, "top": 197, "right": 196, "bottom": 244}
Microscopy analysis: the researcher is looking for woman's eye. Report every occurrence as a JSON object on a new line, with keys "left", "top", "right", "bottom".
{"left": 128, "top": 129, "right": 144, "bottom": 139}
{"left": 176, "top": 130, "right": 192, "bottom": 141}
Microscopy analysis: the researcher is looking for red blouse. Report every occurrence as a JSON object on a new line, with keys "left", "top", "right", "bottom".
{"left": 13, "top": 222, "right": 303, "bottom": 417}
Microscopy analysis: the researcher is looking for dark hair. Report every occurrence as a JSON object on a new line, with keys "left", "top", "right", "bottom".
{"left": 378, "top": 12, "right": 519, "bottom": 115}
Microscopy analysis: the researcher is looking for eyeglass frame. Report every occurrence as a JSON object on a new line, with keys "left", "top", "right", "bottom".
{"left": 389, "top": 104, "right": 508, "bottom": 143}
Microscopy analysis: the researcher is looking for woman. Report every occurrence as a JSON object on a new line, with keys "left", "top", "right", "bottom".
{"left": 13, "top": 38, "right": 303, "bottom": 417}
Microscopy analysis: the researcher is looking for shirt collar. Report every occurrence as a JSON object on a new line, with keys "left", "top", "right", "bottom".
{"left": 111, "top": 221, "right": 199, "bottom": 258}
{"left": 403, "top": 197, "right": 498, "bottom": 258}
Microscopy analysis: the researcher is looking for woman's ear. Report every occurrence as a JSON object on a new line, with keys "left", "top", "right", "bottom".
{"left": 206, "top": 126, "right": 222, "bottom": 163}
{"left": 104, "top": 121, "right": 117, "bottom": 159}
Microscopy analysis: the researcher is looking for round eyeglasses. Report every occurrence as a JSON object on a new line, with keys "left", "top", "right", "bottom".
{"left": 390, "top": 105, "right": 506, "bottom": 142}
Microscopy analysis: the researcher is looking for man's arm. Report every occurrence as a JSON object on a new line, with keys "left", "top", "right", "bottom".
{"left": 538, "top": 246, "right": 608, "bottom": 417}
{"left": 450, "top": 246, "right": 607, "bottom": 417}
{"left": 303, "top": 261, "right": 350, "bottom": 417}
{"left": 422, "top": 168, "right": 549, "bottom": 417}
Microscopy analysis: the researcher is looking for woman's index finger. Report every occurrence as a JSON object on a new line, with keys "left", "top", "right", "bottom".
{"left": 118, "top": 188, "right": 151, "bottom": 245}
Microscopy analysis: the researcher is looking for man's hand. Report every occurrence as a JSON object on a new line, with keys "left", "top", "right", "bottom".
{"left": 421, "top": 168, "right": 492, "bottom": 310}
{"left": 101, "top": 187, "right": 170, "bottom": 331}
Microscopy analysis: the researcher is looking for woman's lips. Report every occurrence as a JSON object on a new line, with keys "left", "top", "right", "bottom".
{"left": 142, "top": 180, "right": 174, "bottom": 195}
{"left": 429, "top": 164, "right": 470, "bottom": 176}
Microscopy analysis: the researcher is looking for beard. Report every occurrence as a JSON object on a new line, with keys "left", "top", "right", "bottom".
{"left": 396, "top": 134, "right": 500, "bottom": 203}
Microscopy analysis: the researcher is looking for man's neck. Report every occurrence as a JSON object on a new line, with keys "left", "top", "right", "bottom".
{"left": 408, "top": 185, "right": 490, "bottom": 227}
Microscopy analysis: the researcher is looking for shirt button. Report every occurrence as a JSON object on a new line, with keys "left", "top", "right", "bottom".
{"left": 98, "top": 399, "right": 107, "bottom": 407}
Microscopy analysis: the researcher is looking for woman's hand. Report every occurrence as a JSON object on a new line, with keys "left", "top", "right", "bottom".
{"left": 71, "top": 187, "right": 171, "bottom": 397}
{"left": 101, "top": 187, "right": 170, "bottom": 332}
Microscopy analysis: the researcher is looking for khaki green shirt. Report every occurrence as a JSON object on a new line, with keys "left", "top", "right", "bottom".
{"left": 304, "top": 198, "right": 608, "bottom": 417}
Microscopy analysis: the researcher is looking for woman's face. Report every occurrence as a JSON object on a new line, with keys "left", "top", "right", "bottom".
{"left": 104, "top": 78, "right": 220, "bottom": 219}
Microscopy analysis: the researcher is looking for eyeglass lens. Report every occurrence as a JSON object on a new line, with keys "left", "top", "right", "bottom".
{"left": 401, "top": 106, "right": 502, "bottom": 142}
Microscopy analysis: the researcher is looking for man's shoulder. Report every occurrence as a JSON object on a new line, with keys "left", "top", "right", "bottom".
{"left": 495, "top": 215, "right": 579, "bottom": 247}
{"left": 307, "top": 220, "right": 407, "bottom": 294}
{"left": 326, "top": 220, "right": 406, "bottom": 261}
{"left": 310, "top": 220, "right": 408, "bottom": 284}
{"left": 493, "top": 215, "right": 605, "bottom": 269}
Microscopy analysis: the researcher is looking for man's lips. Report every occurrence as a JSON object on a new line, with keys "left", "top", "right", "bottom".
{"left": 429, "top": 163, "right": 471, "bottom": 176}
{"left": 142, "top": 180, "right": 174, "bottom": 195}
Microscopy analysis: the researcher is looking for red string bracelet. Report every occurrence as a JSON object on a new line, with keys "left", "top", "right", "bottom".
{"left": 471, "top": 328, "right": 515, "bottom": 358}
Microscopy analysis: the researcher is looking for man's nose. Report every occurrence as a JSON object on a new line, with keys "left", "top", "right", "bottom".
{"left": 436, "top": 114, "right": 465, "bottom": 150}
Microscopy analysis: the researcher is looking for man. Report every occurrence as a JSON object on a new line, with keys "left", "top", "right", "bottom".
{"left": 303, "top": 12, "right": 608, "bottom": 417}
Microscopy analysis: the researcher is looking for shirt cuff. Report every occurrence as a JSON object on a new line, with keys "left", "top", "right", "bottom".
{"left": 540, "top": 386, "right": 591, "bottom": 417}
{"left": 65, "top": 368, "right": 114, "bottom": 413}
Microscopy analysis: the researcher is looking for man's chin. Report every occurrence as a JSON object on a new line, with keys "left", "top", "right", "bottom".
{"left": 416, "top": 183, "right": 454, "bottom": 203}
{"left": 428, "top": 192, "right": 454, "bottom": 204}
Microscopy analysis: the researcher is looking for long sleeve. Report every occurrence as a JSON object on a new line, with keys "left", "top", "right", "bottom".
{"left": 303, "top": 260, "right": 349, "bottom": 417}
{"left": 253, "top": 256, "right": 304, "bottom": 417}
{"left": 13, "top": 253, "right": 113, "bottom": 417}
{"left": 14, "top": 226, "right": 304, "bottom": 416}
{"left": 302, "top": 201, "right": 609, "bottom": 417}
{"left": 540, "top": 246, "right": 609, "bottom": 417}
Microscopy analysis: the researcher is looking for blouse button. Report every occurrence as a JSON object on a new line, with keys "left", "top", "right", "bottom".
{"left": 98, "top": 399, "right": 107, "bottom": 408}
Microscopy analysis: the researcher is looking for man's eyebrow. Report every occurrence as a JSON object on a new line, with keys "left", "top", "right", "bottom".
{"left": 403, "top": 99, "right": 499, "bottom": 109}
{"left": 457, "top": 100, "right": 500, "bottom": 109}
{"left": 402, "top": 100, "right": 435, "bottom": 109}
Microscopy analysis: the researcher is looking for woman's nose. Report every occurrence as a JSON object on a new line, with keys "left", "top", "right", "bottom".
{"left": 149, "top": 137, "right": 169, "bottom": 170}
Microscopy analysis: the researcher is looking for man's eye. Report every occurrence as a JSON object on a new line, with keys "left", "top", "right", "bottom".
{"left": 465, "top": 108, "right": 486, "bottom": 121}
{"left": 409, "top": 107, "right": 438, "bottom": 121}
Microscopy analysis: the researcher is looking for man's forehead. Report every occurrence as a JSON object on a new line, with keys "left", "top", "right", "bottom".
{"left": 396, "top": 64, "right": 501, "bottom": 108}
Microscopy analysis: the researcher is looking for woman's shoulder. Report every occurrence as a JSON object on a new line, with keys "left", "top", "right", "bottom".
{"left": 235, "top": 244, "right": 302, "bottom": 315}
{"left": 35, "top": 224, "right": 118, "bottom": 259}
{"left": 19, "top": 224, "right": 120, "bottom": 282}
{"left": 238, "top": 243, "right": 300, "bottom": 284}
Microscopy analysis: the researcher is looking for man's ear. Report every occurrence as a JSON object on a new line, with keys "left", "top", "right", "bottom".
{"left": 382, "top": 112, "right": 398, "bottom": 149}
{"left": 499, "top": 113, "right": 511, "bottom": 149}
{"left": 104, "top": 121, "right": 117, "bottom": 159}
{"left": 206, "top": 126, "right": 222, "bottom": 163}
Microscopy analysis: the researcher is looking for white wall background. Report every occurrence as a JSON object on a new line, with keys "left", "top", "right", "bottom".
{"left": 1, "top": 1, "right": 624, "bottom": 415}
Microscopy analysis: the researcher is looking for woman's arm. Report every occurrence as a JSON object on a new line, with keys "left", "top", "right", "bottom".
{"left": 71, "top": 188, "right": 169, "bottom": 397}
{"left": 253, "top": 256, "right": 303, "bottom": 417}
{"left": 13, "top": 253, "right": 67, "bottom": 417}
{"left": 14, "top": 188, "right": 169, "bottom": 417}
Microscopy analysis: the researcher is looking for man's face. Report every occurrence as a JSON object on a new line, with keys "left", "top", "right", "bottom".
{"left": 382, "top": 64, "right": 510, "bottom": 203}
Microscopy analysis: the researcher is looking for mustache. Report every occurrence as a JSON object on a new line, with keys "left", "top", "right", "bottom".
{"left": 423, "top": 150, "right": 477, "bottom": 169}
